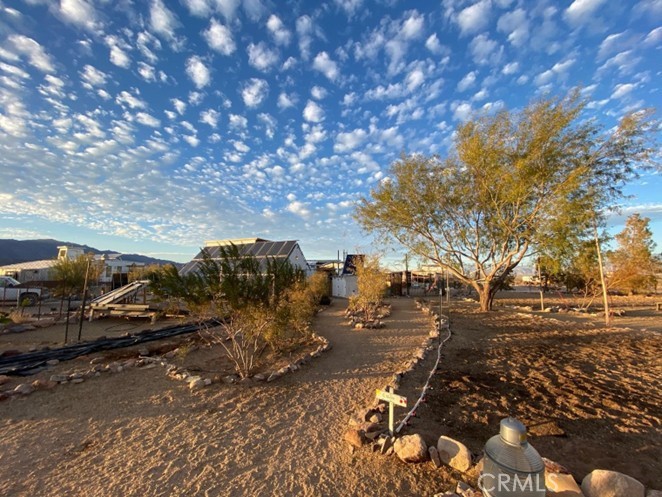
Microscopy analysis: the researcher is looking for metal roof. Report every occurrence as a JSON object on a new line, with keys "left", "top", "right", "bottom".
{"left": 179, "top": 240, "right": 300, "bottom": 276}
{"left": 0, "top": 259, "right": 58, "bottom": 271}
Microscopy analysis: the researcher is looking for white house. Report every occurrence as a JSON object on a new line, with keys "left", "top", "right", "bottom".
{"left": 179, "top": 238, "right": 309, "bottom": 276}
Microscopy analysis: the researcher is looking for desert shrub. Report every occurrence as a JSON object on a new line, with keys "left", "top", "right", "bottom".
{"left": 348, "top": 256, "right": 388, "bottom": 321}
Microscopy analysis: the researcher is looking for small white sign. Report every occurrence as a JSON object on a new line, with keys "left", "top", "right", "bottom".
{"left": 376, "top": 388, "right": 407, "bottom": 407}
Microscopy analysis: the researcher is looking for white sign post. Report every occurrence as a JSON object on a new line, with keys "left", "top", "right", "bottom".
{"left": 376, "top": 386, "right": 407, "bottom": 436}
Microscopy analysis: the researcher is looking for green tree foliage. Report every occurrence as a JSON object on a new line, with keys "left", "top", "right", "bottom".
{"left": 356, "top": 92, "right": 657, "bottom": 311}
{"left": 147, "top": 244, "right": 318, "bottom": 377}
{"left": 609, "top": 214, "right": 660, "bottom": 294}
{"left": 50, "top": 254, "right": 100, "bottom": 298}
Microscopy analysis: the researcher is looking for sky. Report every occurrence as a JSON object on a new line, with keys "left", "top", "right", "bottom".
{"left": 0, "top": 0, "right": 660, "bottom": 266}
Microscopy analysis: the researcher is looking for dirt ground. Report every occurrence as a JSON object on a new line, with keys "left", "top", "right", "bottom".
{"left": 0, "top": 299, "right": 456, "bottom": 497}
{"left": 400, "top": 291, "right": 662, "bottom": 490}
{"left": 1, "top": 293, "right": 660, "bottom": 495}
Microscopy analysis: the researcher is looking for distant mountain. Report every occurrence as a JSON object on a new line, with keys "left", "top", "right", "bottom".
{"left": 0, "top": 239, "right": 180, "bottom": 267}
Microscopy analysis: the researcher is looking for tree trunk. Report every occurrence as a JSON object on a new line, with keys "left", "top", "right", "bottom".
{"left": 594, "top": 222, "right": 610, "bottom": 326}
{"left": 478, "top": 284, "right": 494, "bottom": 311}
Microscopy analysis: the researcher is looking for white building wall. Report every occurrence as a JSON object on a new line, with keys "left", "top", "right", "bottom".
{"left": 332, "top": 275, "right": 358, "bottom": 298}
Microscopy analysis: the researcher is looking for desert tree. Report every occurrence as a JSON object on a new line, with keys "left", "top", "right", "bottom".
{"left": 50, "top": 253, "right": 101, "bottom": 318}
{"left": 356, "top": 91, "right": 657, "bottom": 311}
{"left": 609, "top": 213, "right": 660, "bottom": 294}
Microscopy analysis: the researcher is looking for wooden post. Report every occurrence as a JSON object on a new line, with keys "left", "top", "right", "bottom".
{"left": 594, "top": 222, "right": 610, "bottom": 326}
{"left": 64, "top": 295, "right": 71, "bottom": 344}
{"left": 77, "top": 257, "right": 91, "bottom": 342}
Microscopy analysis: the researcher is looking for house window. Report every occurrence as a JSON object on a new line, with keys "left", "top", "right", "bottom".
{"left": 105, "top": 267, "right": 112, "bottom": 277}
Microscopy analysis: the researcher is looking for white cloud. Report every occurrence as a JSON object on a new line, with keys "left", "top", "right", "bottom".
{"left": 8, "top": 35, "right": 55, "bottom": 73}
{"left": 643, "top": 27, "right": 662, "bottom": 46}
{"left": 400, "top": 11, "right": 425, "bottom": 40}
{"left": 229, "top": 113, "right": 248, "bottom": 129}
{"left": 248, "top": 42, "right": 279, "bottom": 71}
{"left": 296, "top": 15, "right": 317, "bottom": 60}
{"left": 150, "top": 0, "right": 180, "bottom": 41}
{"left": 457, "top": 71, "right": 477, "bottom": 91}
{"left": 182, "top": 0, "right": 211, "bottom": 17}
{"left": 502, "top": 62, "right": 519, "bottom": 75}
{"left": 200, "top": 108, "right": 220, "bottom": 127}
{"left": 186, "top": 56, "right": 210, "bottom": 89}
{"left": 80, "top": 64, "right": 107, "bottom": 87}
{"left": 405, "top": 68, "right": 424, "bottom": 91}
{"left": 564, "top": 0, "right": 607, "bottom": 26}
{"left": 457, "top": 0, "right": 491, "bottom": 35}
{"left": 611, "top": 83, "right": 635, "bottom": 99}
{"left": 469, "top": 33, "right": 502, "bottom": 66}
{"left": 282, "top": 56, "right": 297, "bottom": 70}
{"left": 183, "top": 135, "right": 200, "bottom": 147}
{"left": 116, "top": 90, "right": 147, "bottom": 109}
{"left": 172, "top": 98, "right": 186, "bottom": 115}
{"left": 278, "top": 92, "right": 296, "bottom": 109}
{"left": 303, "top": 100, "right": 324, "bottom": 122}
{"left": 241, "top": 78, "right": 269, "bottom": 107}
{"left": 267, "top": 15, "right": 291, "bottom": 45}
{"left": 105, "top": 36, "right": 131, "bottom": 68}
{"left": 425, "top": 34, "right": 443, "bottom": 54}
{"left": 0, "top": 62, "right": 29, "bottom": 79}
{"left": 334, "top": 0, "right": 363, "bottom": 16}
{"left": 451, "top": 101, "right": 473, "bottom": 121}
{"left": 203, "top": 19, "right": 235, "bottom": 55}
{"left": 311, "top": 86, "right": 327, "bottom": 100}
{"left": 137, "top": 62, "right": 156, "bottom": 82}
{"left": 59, "top": 0, "right": 99, "bottom": 31}
{"left": 497, "top": 8, "right": 529, "bottom": 47}
{"left": 597, "top": 32, "right": 626, "bottom": 60}
{"left": 136, "top": 112, "right": 161, "bottom": 127}
{"left": 313, "top": 52, "right": 339, "bottom": 81}
{"left": 334, "top": 128, "right": 367, "bottom": 152}
{"left": 286, "top": 200, "right": 310, "bottom": 218}
{"left": 534, "top": 58, "right": 576, "bottom": 86}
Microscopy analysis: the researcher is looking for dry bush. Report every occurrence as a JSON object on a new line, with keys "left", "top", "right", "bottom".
{"left": 348, "top": 256, "right": 388, "bottom": 321}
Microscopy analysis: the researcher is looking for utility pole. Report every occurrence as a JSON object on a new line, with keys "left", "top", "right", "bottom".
{"left": 77, "top": 256, "right": 91, "bottom": 342}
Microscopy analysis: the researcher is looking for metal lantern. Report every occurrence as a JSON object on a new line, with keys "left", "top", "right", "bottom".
{"left": 480, "top": 417, "right": 546, "bottom": 497}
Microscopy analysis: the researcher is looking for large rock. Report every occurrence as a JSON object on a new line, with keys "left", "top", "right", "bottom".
{"left": 429, "top": 446, "right": 442, "bottom": 468}
{"left": 546, "top": 472, "right": 584, "bottom": 496}
{"left": 437, "top": 435, "right": 472, "bottom": 472}
{"left": 646, "top": 491, "right": 662, "bottom": 497}
{"left": 0, "top": 374, "right": 10, "bottom": 385}
{"left": 581, "top": 470, "right": 644, "bottom": 497}
{"left": 394, "top": 434, "right": 428, "bottom": 463}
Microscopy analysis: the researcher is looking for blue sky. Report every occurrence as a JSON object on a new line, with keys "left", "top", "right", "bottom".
{"left": 0, "top": 0, "right": 660, "bottom": 265}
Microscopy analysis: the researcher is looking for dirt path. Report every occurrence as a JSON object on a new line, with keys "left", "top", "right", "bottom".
{"left": 0, "top": 299, "right": 452, "bottom": 497}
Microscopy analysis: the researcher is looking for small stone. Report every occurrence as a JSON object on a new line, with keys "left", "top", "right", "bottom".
{"left": 49, "top": 374, "right": 68, "bottom": 383}
{"left": 69, "top": 372, "right": 84, "bottom": 380}
{"left": 123, "top": 359, "right": 137, "bottom": 368}
{"left": 437, "top": 435, "right": 472, "bottom": 472}
{"left": 253, "top": 373, "right": 266, "bottom": 381}
{"left": 369, "top": 413, "right": 382, "bottom": 423}
{"left": 222, "top": 375, "right": 237, "bottom": 384}
{"left": 186, "top": 375, "right": 202, "bottom": 383}
{"left": 546, "top": 472, "right": 583, "bottom": 496}
{"left": 14, "top": 383, "right": 34, "bottom": 395}
{"left": 138, "top": 346, "right": 149, "bottom": 356}
{"left": 189, "top": 378, "right": 205, "bottom": 391}
{"left": 90, "top": 357, "right": 104, "bottom": 365}
{"left": 646, "top": 491, "right": 662, "bottom": 497}
{"left": 46, "top": 359, "right": 59, "bottom": 366}
{"left": 266, "top": 372, "right": 281, "bottom": 382}
{"left": 203, "top": 378, "right": 212, "bottom": 386}
{"left": 429, "top": 446, "right": 442, "bottom": 468}
{"left": 277, "top": 366, "right": 289, "bottom": 375}
{"left": 344, "top": 428, "right": 367, "bottom": 448}
{"left": 164, "top": 350, "right": 177, "bottom": 359}
{"left": 393, "top": 434, "right": 428, "bottom": 463}
{"left": 141, "top": 363, "right": 157, "bottom": 369}
{"left": 71, "top": 378, "right": 84, "bottom": 384}
{"left": 455, "top": 482, "right": 481, "bottom": 497}
{"left": 0, "top": 374, "right": 10, "bottom": 385}
{"left": 354, "top": 322, "right": 364, "bottom": 329}
{"left": 581, "top": 470, "right": 644, "bottom": 497}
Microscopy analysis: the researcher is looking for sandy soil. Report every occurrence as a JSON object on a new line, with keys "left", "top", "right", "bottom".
{"left": 0, "top": 299, "right": 454, "bottom": 497}
{"left": 402, "top": 292, "right": 662, "bottom": 490}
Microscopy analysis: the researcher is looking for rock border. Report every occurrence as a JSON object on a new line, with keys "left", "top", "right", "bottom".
{"left": 0, "top": 331, "right": 333, "bottom": 399}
